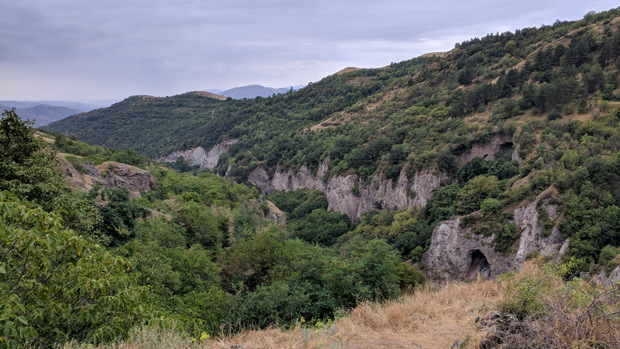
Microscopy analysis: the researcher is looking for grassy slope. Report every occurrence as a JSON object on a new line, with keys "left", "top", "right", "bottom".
{"left": 62, "top": 260, "right": 619, "bottom": 349}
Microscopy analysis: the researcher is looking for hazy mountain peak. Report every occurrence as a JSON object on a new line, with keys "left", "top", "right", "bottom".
{"left": 208, "top": 84, "right": 302, "bottom": 100}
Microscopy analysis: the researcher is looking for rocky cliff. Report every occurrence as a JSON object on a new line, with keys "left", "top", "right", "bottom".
{"left": 59, "top": 156, "right": 157, "bottom": 198}
{"left": 162, "top": 139, "right": 238, "bottom": 171}
{"left": 248, "top": 158, "right": 449, "bottom": 220}
{"left": 97, "top": 162, "right": 158, "bottom": 198}
{"left": 422, "top": 197, "right": 569, "bottom": 280}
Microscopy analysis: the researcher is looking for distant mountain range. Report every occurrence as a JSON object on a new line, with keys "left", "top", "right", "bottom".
{"left": 206, "top": 84, "right": 305, "bottom": 99}
{"left": 0, "top": 100, "right": 119, "bottom": 126}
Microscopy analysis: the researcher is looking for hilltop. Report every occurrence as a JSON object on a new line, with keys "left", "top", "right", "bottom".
{"left": 215, "top": 84, "right": 302, "bottom": 99}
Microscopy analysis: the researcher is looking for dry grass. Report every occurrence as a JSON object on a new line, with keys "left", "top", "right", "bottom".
{"left": 215, "top": 279, "right": 502, "bottom": 349}
{"left": 34, "top": 131, "right": 56, "bottom": 144}
{"left": 335, "top": 67, "right": 361, "bottom": 75}
{"left": 186, "top": 91, "right": 228, "bottom": 101}
{"left": 420, "top": 51, "right": 447, "bottom": 58}
{"left": 62, "top": 262, "right": 619, "bottom": 349}
{"left": 493, "top": 262, "right": 620, "bottom": 349}
{"left": 60, "top": 325, "right": 200, "bottom": 349}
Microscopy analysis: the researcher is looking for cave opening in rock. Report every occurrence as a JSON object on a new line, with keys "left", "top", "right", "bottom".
{"left": 467, "top": 250, "right": 491, "bottom": 278}
{"left": 496, "top": 142, "right": 514, "bottom": 159}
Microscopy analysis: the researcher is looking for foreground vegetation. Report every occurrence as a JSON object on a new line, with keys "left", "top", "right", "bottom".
{"left": 62, "top": 260, "right": 619, "bottom": 349}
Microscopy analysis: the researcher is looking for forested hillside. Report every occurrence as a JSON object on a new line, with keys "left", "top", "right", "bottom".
{"left": 45, "top": 7, "right": 620, "bottom": 274}
{"left": 4, "top": 6, "right": 619, "bottom": 348}
{"left": 2, "top": 110, "right": 426, "bottom": 347}
{"left": 47, "top": 9, "right": 620, "bottom": 180}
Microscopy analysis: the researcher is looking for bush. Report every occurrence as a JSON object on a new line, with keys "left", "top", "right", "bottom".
{"left": 409, "top": 246, "right": 425, "bottom": 262}
{"left": 455, "top": 175, "right": 500, "bottom": 215}
{"left": 481, "top": 198, "right": 502, "bottom": 217}
{"left": 396, "top": 262, "right": 427, "bottom": 290}
{"left": 598, "top": 245, "right": 619, "bottom": 268}
{"left": 0, "top": 192, "right": 154, "bottom": 347}
{"left": 229, "top": 281, "right": 309, "bottom": 330}
{"left": 546, "top": 109, "right": 562, "bottom": 121}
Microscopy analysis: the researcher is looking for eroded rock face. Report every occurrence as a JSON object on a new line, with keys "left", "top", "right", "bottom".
{"left": 96, "top": 161, "right": 158, "bottom": 198}
{"left": 59, "top": 157, "right": 157, "bottom": 198}
{"left": 592, "top": 266, "right": 620, "bottom": 286}
{"left": 458, "top": 135, "right": 515, "bottom": 165}
{"left": 248, "top": 158, "right": 449, "bottom": 220}
{"left": 421, "top": 218, "right": 509, "bottom": 280}
{"left": 265, "top": 200, "right": 286, "bottom": 228}
{"left": 58, "top": 156, "right": 92, "bottom": 191}
{"left": 162, "top": 139, "right": 238, "bottom": 171}
{"left": 422, "top": 198, "right": 569, "bottom": 280}
{"left": 513, "top": 200, "right": 565, "bottom": 265}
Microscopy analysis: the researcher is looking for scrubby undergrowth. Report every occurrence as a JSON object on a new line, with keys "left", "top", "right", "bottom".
{"left": 63, "top": 260, "right": 619, "bottom": 349}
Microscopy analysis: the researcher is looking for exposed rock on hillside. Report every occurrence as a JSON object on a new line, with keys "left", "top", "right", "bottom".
{"left": 258, "top": 200, "right": 287, "bottom": 228}
{"left": 422, "top": 198, "right": 568, "bottom": 280}
{"left": 59, "top": 157, "right": 157, "bottom": 198}
{"left": 97, "top": 162, "right": 158, "bottom": 198}
{"left": 248, "top": 158, "right": 449, "bottom": 220}
{"left": 162, "top": 139, "right": 238, "bottom": 171}
{"left": 58, "top": 156, "right": 96, "bottom": 191}
{"left": 592, "top": 266, "right": 620, "bottom": 286}
{"left": 458, "top": 135, "right": 519, "bottom": 165}
{"left": 513, "top": 199, "right": 565, "bottom": 265}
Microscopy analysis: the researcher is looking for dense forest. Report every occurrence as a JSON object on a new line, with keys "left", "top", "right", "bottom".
{"left": 2, "top": 6, "right": 619, "bottom": 348}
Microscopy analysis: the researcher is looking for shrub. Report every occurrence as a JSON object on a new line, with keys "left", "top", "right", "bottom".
{"left": 480, "top": 198, "right": 502, "bottom": 217}
{"left": 598, "top": 245, "right": 619, "bottom": 268}
{"left": 396, "top": 262, "right": 427, "bottom": 290}
{"left": 546, "top": 109, "right": 562, "bottom": 121}
{"left": 0, "top": 192, "right": 154, "bottom": 347}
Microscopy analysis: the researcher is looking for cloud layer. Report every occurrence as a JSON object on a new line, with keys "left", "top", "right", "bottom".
{"left": 1, "top": 0, "right": 617, "bottom": 100}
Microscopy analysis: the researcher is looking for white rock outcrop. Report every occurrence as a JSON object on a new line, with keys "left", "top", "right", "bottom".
{"left": 162, "top": 139, "right": 238, "bottom": 171}
{"left": 422, "top": 198, "right": 569, "bottom": 280}
{"left": 248, "top": 158, "right": 449, "bottom": 220}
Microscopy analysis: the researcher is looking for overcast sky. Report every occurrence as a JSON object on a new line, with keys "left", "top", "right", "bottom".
{"left": 1, "top": 0, "right": 618, "bottom": 102}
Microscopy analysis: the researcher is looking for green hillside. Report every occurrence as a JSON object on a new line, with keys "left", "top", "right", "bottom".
{"left": 9, "top": 7, "right": 620, "bottom": 347}
{"left": 45, "top": 8, "right": 620, "bottom": 264}
{"left": 46, "top": 8, "right": 620, "bottom": 182}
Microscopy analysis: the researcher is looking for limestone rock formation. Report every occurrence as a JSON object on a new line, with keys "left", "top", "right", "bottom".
{"left": 96, "top": 161, "right": 158, "bottom": 198}
{"left": 58, "top": 156, "right": 91, "bottom": 191}
{"left": 162, "top": 139, "right": 238, "bottom": 171}
{"left": 265, "top": 200, "right": 286, "bottom": 228}
{"left": 248, "top": 158, "right": 449, "bottom": 220}
{"left": 513, "top": 199, "right": 565, "bottom": 265}
{"left": 422, "top": 198, "right": 569, "bottom": 280}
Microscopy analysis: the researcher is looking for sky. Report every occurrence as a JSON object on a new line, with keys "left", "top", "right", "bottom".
{"left": 1, "top": 0, "right": 618, "bottom": 102}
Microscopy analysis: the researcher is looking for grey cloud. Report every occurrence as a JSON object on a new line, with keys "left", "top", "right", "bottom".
{"left": 1, "top": 0, "right": 618, "bottom": 100}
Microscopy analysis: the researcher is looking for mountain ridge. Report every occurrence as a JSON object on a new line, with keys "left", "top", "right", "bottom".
{"left": 207, "top": 84, "right": 305, "bottom": 99}
{"left": 0, "top": 103, "right": 83, "bottom": 126}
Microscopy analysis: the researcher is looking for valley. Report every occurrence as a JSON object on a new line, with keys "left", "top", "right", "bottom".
{"left": 2, "top": 6, "right": 620, "bottom": 348}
